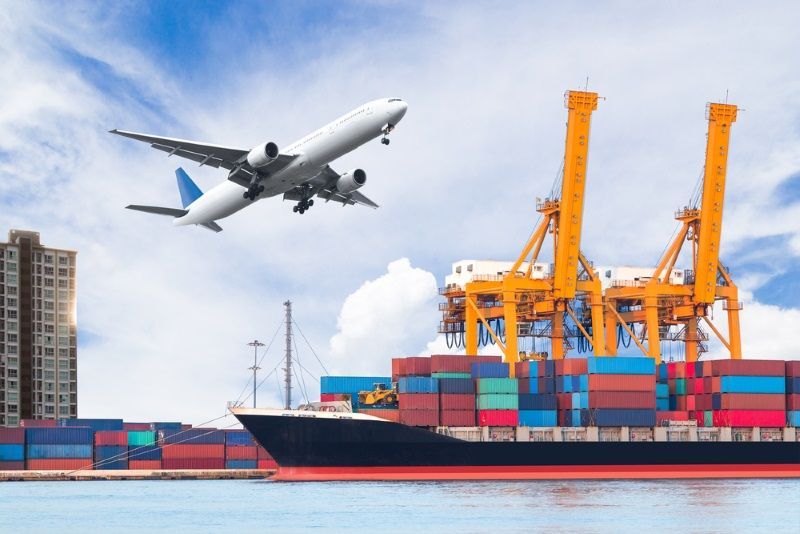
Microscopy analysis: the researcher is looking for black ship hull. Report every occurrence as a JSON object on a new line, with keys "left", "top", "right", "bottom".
{"left": 233, "top": 410, "right": 800, "bottom": 481}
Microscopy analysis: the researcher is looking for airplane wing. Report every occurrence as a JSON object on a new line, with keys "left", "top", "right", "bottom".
{"left": 290, "top": 165, "right": 379, "bottom": 208}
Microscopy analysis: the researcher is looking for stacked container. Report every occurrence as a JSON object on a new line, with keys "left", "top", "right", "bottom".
{"left": 320, "top": 376, "right": 392, "bottom": 412}
{"left": 160, "top": 428, "right": 225, "bottom": 469}
{"left": 127, "top": 429, "right": 160, "bottom": 470}
{"left": 94, "top": 430, "right": 128, "bottom": 470}
{"left": 0, "top": 427, "right": 25, "bottom": 470}
{"left": 710, "top": 360, "right": 786, "bottom": 427}
{"left": 224, "top": 430, "right": 258, "bottom": 469}
{"left": 554, "top": 358, "right": 589, "bottom": 426}
{"left": 788, "top": 361, "right": 800, "bottom": 427}
{"left": 398, "top": 376, "right": 439, "bottom": 426}
{"left": 515, "top": 360, "right": 558, "bottom": 426}
{"left": 585, "top": 357, "right": 657, "bottom": 427}
{"left": 256, "top": 444, "right": 278, "bottom": 470}
{"left": 25, "top": 427, "right": 93, "bottom": 470}
{"left": 474, "top": 363, "right": 518, "bottom": 426}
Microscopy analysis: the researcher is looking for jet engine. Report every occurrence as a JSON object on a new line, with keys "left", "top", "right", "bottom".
{"left": 336, "top": 169, "right": 367, "bottom": 194}
{"left": 246, "top": 141, "right": 279, "bottom": 168}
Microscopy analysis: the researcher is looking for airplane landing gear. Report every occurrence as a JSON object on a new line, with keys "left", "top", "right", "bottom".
{"left": 381, "top": 137, "right": 390, "bottom": 145}
{"left": 381, "top": 123, "right": 394, "bottom": 146}
{"left": 244, "top": 172, "right": 266, "bottom": 201}
{"left": 293, "top": 184, "right": 314, "bottom": 214}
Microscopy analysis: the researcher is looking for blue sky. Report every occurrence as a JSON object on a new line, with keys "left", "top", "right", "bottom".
{"left": 1, "top": 1, "right": 799, "bottom": 421}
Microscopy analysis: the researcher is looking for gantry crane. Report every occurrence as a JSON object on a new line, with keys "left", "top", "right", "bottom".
{"left": 604, "top": 102, "right": 741, "bottom": 363}
{"left": 439, "top": 91, "right": 607, "bottom": 368}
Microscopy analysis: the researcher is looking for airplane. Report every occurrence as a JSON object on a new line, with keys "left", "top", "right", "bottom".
{"left": 111, "top": 97, "right": 408, "bottom": 232}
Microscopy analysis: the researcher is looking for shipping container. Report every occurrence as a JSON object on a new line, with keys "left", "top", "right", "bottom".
{"left": 587, "top": 391, "right": 656, "bottom": 409}
{"left": 26, "top": 459, "right": 93, "bottom": 470}
{"left": 439, "top": 394, "right": 475, "bottom": 411}
{"left": 712, "top": 359, "right": 785, "bottom": 377}
{"left": 431, "top": 372, "right": 472, "bottom": 379}
{"left": 592, "top": 409, "right": 656, "bottom": 427}
{"left": 26, "top": 444, "right": 93, "bottom": 459}
{"left": 19, "top": 419, "right": 57, "bottom": 428}
{"left": 256, "top": 445, "right": 273, "bottom": 460}
{"left": 719, "top": 376, "right": 785, "bottom": 394}
{"left": 0, "top": 444, "right": 24, "bottom": 461}
{"left": 655, "top": 411, "right": 690, "bottom": 424}
{"left": 161, "top": 458, "right": 225, "bottom": 470}
{"left": 587, "top": 374, "right": 655, "bottom": 392}
{"left": 518, "top": 410, "right": 557, "bottom": 427}
{"left": 226, "top": 459, "right": 257, "bottom": 469}
{"left": 477, "top": 378, "right": 518, "bottom": 394}
{"left": 359, "top": 409, "right": 401, "bottom": 423}
{"left": 160, "top": 428, "right": 225, "bottom": 445}
{"left": 127, "top": 431, "right": 157, "bottom": 447}
{"left": 556, "top": 393, "right": 573, "bottom": 410}
{"left": 0, "top": 428, "right": 24, "bottom": 444}
{"left": 95, "top": 431, "right": 128, "bottom": 446}
{"left": 438, "top": 378, "right": 475, "bottom": 394}
{"left": 787, "top": 394, "right": 800, "bottom": 411}
{"left": 399, "top": 393, "right": 439, "bottom": 410}
{"left": 398, "top": 377, "right": 438, "bottom": 394}
{"left": 656, "top": 383, "right": 669, "bottom": 398}
{"left": 787, "top": 377, "right": 800, "bottom": 394}
{"left": 127, "top": 445, "right": 162, "bottom": 461}
{"left": 225, "top": 446, "right": 257, "bottom": 460}
{"left": 518, "top": 394, "right": 557, "bottom": 410}
{"left": 712, "top": 410, "right": 786, "bottom": 427}
{"left": 0, "top": 461, "right": 24, "bottom": 470}
{"left": 60, "top": 418, "right": 123, "bottom": 431}
{"left": 225, "top": 430, "right": 256, "bottom": 447}
{"left": 656, "top": 398, "right": 670, "bottom": 411}
{"left": 571, "top": 392, "right": 588, "bottom": 409}
{"left": 788, "top": 411, "right": 800, "bottom": 427}
{"left": 25, "top": 428, "right": 93, "bottom": 445}
{"left": 713, "top": 393, "right": 786, "bottom": 410}
{"left": 320, "top": 376, "right": 392, "bottom": 394}
{"left": 786, "top": 361, "right": 800, "bottom": 376}
{"left": 399, "top": 357, "right": 432, "bottom": 376}
{"left": 477, "top": 394, "right": 518, "bottom": 410}
{"left": 471, "top": 362, "right": 509, "bottom": 379}
{"left": 399, "top": 410, "right": 438, "bottom": 427}
{"left": 588, "top": 357, "right": 655, "bottom": 375}
{"left": 477, "top": 410, "right": 518, "bottom": 427}
{"left": 431, "top": 354, "right": 501, "bottom": 373}
{"left": 94, "top": 445, "right": 128, "bottom": 470}
{"left": 161, "top": 444, "right": 225, "bottom": 459}
{"left": 123, "top": 422, "right": 153, "bottom": 431}
{"left": 439, "top": 410, "right": 476, "bottom": 426}
{"left": 562, "top": 358, "right": 589, "bottom": 375}
{"left": 152, "top": 422, "right": 183, "bottom": 431}
{"left": 129, "top": 460, "right": 161, "bottom": 470}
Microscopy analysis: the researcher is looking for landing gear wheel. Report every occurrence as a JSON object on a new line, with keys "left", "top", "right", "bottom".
{"left": 381, "top": 137, "right": 390, "bottom": 145}
{"left": 307, "top": 199, "right": 314, "bottom": 207}
{"left": 243, "top": 192, "right": 249, "bottom": 199}
{"left": 258, "top": 185, "right": 265, "bottom": 193}
{"left": 293, "top": 205, "right": 299, "bottom": 213}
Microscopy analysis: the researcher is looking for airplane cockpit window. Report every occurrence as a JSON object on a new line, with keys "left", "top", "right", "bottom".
{"left": 388, "top": 98, "right": 403, "bottom": 102}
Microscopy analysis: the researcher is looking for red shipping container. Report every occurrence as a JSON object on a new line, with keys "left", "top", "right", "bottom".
{"left": 515, "top": 362, "right": 530, "bottom": 378}
{"left": 320, "top": 393, "right": 335, "bottom": 402}
{"left": 0, "top": 461, "right": 24, "bottom": 470}
{"left": 257, "top": 458, "right": 278, "bottom": 470}
{"left": 129, "top": 460, "right": 161, "bottom": 470}
{"left": 704, "top": 377, "right": 713, "bottom": 393}
{"left": 95, "top": 431, "right": 128, "bottom": 446}
{"left": 399, "top": 410, "right": 438, "bottom": 426}
{"left": 562, "top": 358, "right": 588, "bottom": 375}
{"left": 696, "top": 394, "right": 712, "bottom": 411}
{"left": 554, "top": 360, "right": 565, "bottom": 376}
{"left": 161, "top": 444, "right": 225, "bottom": 459}
{"left": 685, "top": 362, "right": 696, "bottom": 379}
{"left": 162, "top": 458, "right": 225, "bottom": 469}
{"left": 518, "top": 378, "right": 531, "bottom": 394}
{"left": 320, "top": 393, "right": 350, "bottom": 402}
{"left": 399, "top": 393, "right": 439, "bottom": 410}
{"left": 360, "top": 409, "right": 401, "bottom": 423}
{"left": 787, "top": 394, "right": 800, "bottom": 411}
{"left": 402, "top": 357, "right": 431, "bottom": 376}
{"left": 181, "top": 424, "right": 193, "bottom": 430}
{"left": 686, "top": 395, "right": 696, "bottom": 411}
{"left": 711, "top": 359, "right": 785, "bottom": 377}
{"left": 667, "top": 362, "right": 685, "bottom": 379}
{"left": 256, "top": 446, "right": 273, "bottom": 460}
{"left": 439, "top": 394, "right": 475, "bottom": 410}
{"left": 431, "top": 354, "right": 500, "bottom": 373}
{"left": 675, "top": 397, "right": 687, "bottom": 411}
{"left": 440, "top": 410, "right": 476, "bottom": 426}
{"left": 478, "top": 410, "right": 518, "bottom": 427}
{"left": 712, "top": 410, "right": 786, "bottom": 427}
{"left": 27, "top": 459, "right": 93, "bottom": 470}
{"left": 19, "top": 419, "right": 57, "bottom": 428}
{"left": 392, "top": 358, "right": 406, "bottom": 380}
{"left": 556, "top": 393, "right": 572, "bottom": 410}
{"left": 694, "top": 378, "right": 705, "bottom": 395}
{"left": 786, "top": 361, "right": 800, "bottom": 377}
{"left": 719, "top": 393, "right": 786, "bottom": 410}
{"left": 558, "top": 410, "right": 568, "bottom": 426}
{"left": 656, "top": 411, "right": 690, "bottom": 425}
{"left": 588, "top": 374, "right": 655, "bottom": 392}
{"left": 0, "top": 428, "right": 24, "bottom": 443}
{"left": 123, "top": 423, "right": 152, "bottom": 431}
{"left": 588, "top": 391, "right": 655, "bottom": 409}
{"left": 226, "top": 446, "right": 257, "bottom": 460}
{"left": 686, "top": 380, "right": 695, "bottom": 395}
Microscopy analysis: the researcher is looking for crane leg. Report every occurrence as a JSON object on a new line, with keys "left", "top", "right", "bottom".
{"left": 604, "top": 300, "right": 618, "bottom": 356}
{"left": 465, "top": 295, "right": 478, "bottom": 355}
{"left": 644, "top": 296, "right": 661, "bottom": 364}
{"left": 552, "top": 305, "right": 565, "bottom": 360}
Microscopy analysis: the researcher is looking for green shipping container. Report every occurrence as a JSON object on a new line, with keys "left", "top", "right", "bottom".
{"left": 704, "top": 411, "right": 713, "bottom": 427}
{"left": 675, "top": 378, "right": 686, "bottom": 395}
{"left": 477, "top": 393, "right": 518, "bottom": 410}
{"left": 127, "top": 430, "right": 156, "bottom": 447}
{"left": 477, "top": 378, "right": 518, "bottom": 395}
{"left": 431, "top": 372, "right": 472, "bottom": 379}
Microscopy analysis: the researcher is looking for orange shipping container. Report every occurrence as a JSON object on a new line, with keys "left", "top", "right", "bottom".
{"left": 719, "top": 393, "right": 786, "bottom": 410}
{"left": 225, "top": 446, "right": 257, "bottom": 460}
{"left": 562, "top": 358, "right": 588, "bottom": 375}
{"left": 587, "top": 374, "right": 655, "bottom": 392}
{"left": 27, "top": 459, "right": 93, "bottom": 470}
{"left": 161, "top": 444, "right": 225, "bottom": 459}
{"left": 129, "top": 460, "right": 161, "bottom": 470}
{"left": 360, "top": 409, "right": 401, "bottom": 423}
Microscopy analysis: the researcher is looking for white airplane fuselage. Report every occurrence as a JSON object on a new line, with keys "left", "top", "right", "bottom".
{"left": 174, "top": 98, "right": 407, "bottom": 226}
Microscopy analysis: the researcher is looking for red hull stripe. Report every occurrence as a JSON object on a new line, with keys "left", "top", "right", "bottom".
{"left": 274, "top": 464, "right": 800, "bottom": 481}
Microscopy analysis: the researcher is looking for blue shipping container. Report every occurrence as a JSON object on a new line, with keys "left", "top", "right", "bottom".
{"left": 470, "top": 362, "right": 509, "bottom": 379}
{"left": 226, "top": 459, "right": 257, "bottom": 469}
{"left": 127, "top": 445, "right": 162, "bottom": 461}
{"left": 593, "top": 409, "right": 656, "bottom": 427}
{"left": 656, "top": 383, "right": 669, "bottom": 398}
{"left": 571, "top": 392, "right": 588, "bottom": 409}
{"left": 26, "top": 444, "right": 93, "bottom": 459}
{"left": 787, "top": 377, "right": 800, "bottom": 394}
{"left": 398, "top": 377, "right": 438, "bottom": 394}
{"left": 518, "top": 410, "right": 557, "bottom": 427}
{"left": 225, "top": 430, "right": 256, "bottom": 446}
{"left": 161, "top": 428, "right": 225, "bottom": 445}
{"left": 518, "top": 394, "right": 557, "bottom": 410}
{"left": 656, "top": 398, "right": 670, "bottom": 411}
{"left": 60, "top": 418, "right": 124, "bottom": 431}
{"left": 320, "top": 376, "right": 392, "bottom": 394}
{"left": 0, "top": 444, "right": 24, "bottom": 461}
{"left": 588, "top": 357, "right": 656, "bottom": 375}
{"left": 438, "top": 378, "right": 475, "bottom": 394}
{"left": 719, "top": 376, "right": 785, "bottom": 394}
{"left": 517, "top": 361, "right": 540, "bottom": 377}
{"left": 95, "top": 446, "right": 128, "bottom": 469}
{"left": 152, "top": 422, "right": 182, "bottom": 431}
{"left": 788, "top": 411, "right": 800, "bottom": 427}
{"left": 657, "top": 363, "right": 668, "bottom": 382}
{"left": 25, "top": 428, "right": 93, "bottom": 445}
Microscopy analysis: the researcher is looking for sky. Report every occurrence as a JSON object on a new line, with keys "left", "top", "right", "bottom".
{"left": 1, "top": 1, "right": 799, "bottom": 424}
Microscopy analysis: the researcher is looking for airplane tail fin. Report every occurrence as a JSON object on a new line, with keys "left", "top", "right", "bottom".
{"left": 176, "top": 167, "right": 203, "bottom": 208}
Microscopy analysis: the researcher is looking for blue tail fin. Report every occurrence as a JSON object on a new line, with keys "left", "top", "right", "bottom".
{"left": 175, "top": 167, "right": 203, "bottom": 208}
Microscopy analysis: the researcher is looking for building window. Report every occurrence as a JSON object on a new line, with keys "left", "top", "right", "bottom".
{"left": 7, "top": 310, "right": 16, "bottom": 319}
{"left": 44, "top": 347, "right": 54, "bottom": 357}
{"left": 6, "top": 334, "right": 16, "bottom": 343}
{"left": 57, "top": 268, "right": 68, "bottom": 277}
{"left": 6, "top": 298, "right": 16, "bottom": 307}
{"left": 6, "top": 274, "right": 16, "bottom": 285}
{"left": 58, "top": 256, "right": 68, "bottom": 266}
{"left": 44, "top": 278, "right": 53, "bottom": 287}
{"left": 44, "top": 289, "right": 54, "bottom": 299}
{"left": 8, "top": 321, "right": 17, "bottom": 331}
{"left": 44, "top": 359, "right": 54, "bottom": 369}
{"left": 7, "top": 345, "right": 16, "bottom": 355}
{"left": 44, "top": 255, "right": 53, "bottom": 264}
{"left": 58, "top": 405, "right": 69, "bottom": 415}
{"left": 6, "top": 392, "right": 17, "bottom": 402}
{"left": 45, "top": 405, "right": 54, "bottom": 414}
{"left": 44, "top": 371, "right": 54, "bottom": 380}
{"left": 44, "top": 266, "right": 54, "bottom": 276}
{"left": 59, "top": 371, "right": 69, "bottom": 381}
{"left": 58, "top": 291, "right": 68, "bottom": 300}
{"left": 58, "top": 279, "right": 67, "bottom": 289}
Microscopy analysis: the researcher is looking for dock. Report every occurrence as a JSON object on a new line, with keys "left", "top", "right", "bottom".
{"left": 0, "top": 469, "right": 275, "bottom": 482}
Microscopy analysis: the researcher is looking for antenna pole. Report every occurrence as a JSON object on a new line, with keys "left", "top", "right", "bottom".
{"left": 247, "top": 340, "right": 264, "bottom": 408}
{"left": 284, "top": 300, "right": 293, "bottom": 410}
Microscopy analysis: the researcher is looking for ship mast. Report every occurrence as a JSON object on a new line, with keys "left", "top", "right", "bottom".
{"left": 284, "top": 300, "right": 293, "bottom": 409}
{"left": 246, "top": 339, "right": 264, "bottom": 408}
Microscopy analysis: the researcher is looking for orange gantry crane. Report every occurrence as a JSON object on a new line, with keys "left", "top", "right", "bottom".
{"left": 604, "top": 102, "right": 742, "bottom": 363}
{"left": 439, "top": 90, "right": 607, "bottom": 368}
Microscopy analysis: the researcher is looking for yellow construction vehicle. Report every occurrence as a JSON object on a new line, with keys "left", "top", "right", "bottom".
{"left": 358, "top": 383, "right": 398, "bottom": 407}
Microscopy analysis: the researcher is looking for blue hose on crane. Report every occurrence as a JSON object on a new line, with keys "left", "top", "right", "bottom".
{"left": 617, "top": 324, "right": 633, "bottom": 349}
